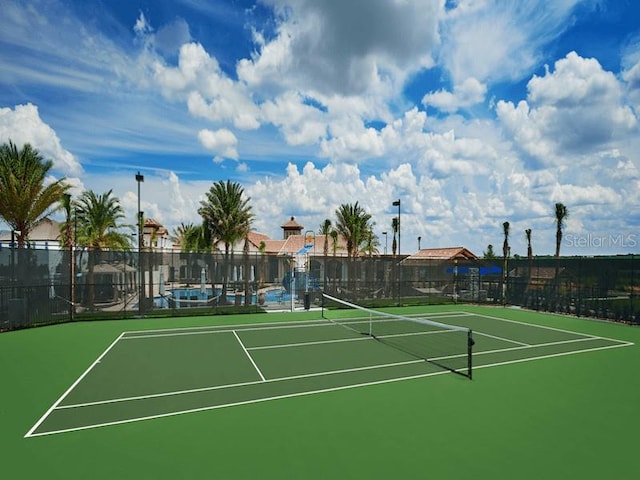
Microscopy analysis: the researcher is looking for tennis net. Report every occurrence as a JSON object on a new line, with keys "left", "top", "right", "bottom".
{"left": 321, "top": 293, "right": 473, "bottom": 379}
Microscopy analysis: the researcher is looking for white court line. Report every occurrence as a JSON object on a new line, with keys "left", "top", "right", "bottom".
{"left": 120, "top": 311, "right": 472, "bottom": 338}
{"left": 246, "top": 328, "right": 456, "bottom": 351}
{"left": 472, "top": 311, "right": 597, "bottom": 339}
{"left": 473, "top": 330, "right": 530, "bottom": 346}
{"left": 27, "top": 338, "right": 634, "bottom": 438}
{"left": 55, "top": 359, "right": 424, "bottom": 410}
{"left": 25, "top": 310, "right": 635, "bottom": 438}
{"left": 121, "top": 313, "right": 473, "bottom": 340}
{"left": 122, "top": 317, "right": 328, "bottom": 335}
{"left": 26, "top": 367, "right": 452, "bottom": 438}
{"left": 233, "top": 330, "right": 266, "bottom": 381}
{"left": 473, "top": 340, "right": 634, "bottom": 371}
{"left": 122, "top": 321, "right": 337, "bottom": 340}
{"left": 24, "top": 332, "right": 126, "bottom": 438}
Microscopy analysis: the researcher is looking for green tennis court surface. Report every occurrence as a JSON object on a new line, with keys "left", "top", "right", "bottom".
{"left": 26, "top": 310, "right": 631, "bottom": 437}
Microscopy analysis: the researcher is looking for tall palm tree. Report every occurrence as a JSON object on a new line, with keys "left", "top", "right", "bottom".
{"left": 0, "top": 140, "right": 69, "bottom": 247}
{"left": 172, "top": 222, "right": 213, "bottom": 253}
{"left": 554, "top": 202, "right": 569, "bottom": 294}
{"left": 502, "top": 221, "right": 510, "bottom": 304}
{"left": 391, "top": 217, "right": 399, "bottom": 256}
{"left": 554, "top": 203, "right": 568, "bottom": 259}
{"left": 335, "top": 202, "right": 373, "bottom": 260}
{"left": 335, "top": 202, "right": 373, "bottom": 294}
{"left": 360, "top": 226, "right": 380, "bottom": 257}
{"left": 74, "top": 190, "right": 131, "bottom": 310}
{"left": 198, "top": 180, "right": 253, "bottom": 304}
{"left": 525, "top": 228, "right": 533, "bottom": 288}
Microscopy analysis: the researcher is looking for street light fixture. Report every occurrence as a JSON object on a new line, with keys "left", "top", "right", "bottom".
{"left": 392, "top": 199, "right": 400, "bottom": 256}
{"left": 418, "top": 236, "right": 422, "bottom": 250}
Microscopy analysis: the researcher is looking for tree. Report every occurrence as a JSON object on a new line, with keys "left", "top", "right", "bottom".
{"left": 0, "top": 140, "right": 69, "bottom": 247}
{"left": 335, "top": 202, "right": 374, "bottom": 295}
{"left": 502, "top": 221, "right": 510, "bottom": 304}
{"left": 361, "top": 230, "right": 380, "bottom": 257}
{"left": 554, "top": 203, "right": 569, "bottom": 294}
{"left": 483, "top": 244, "right": 497, "bottom": 259}
{"left": 391, "top": 217, "right": 399, "bottom": 256}
{"left": 554, "top": 203, "right": 568, "bottom": 258}
{"left": 198, "top": 180, "right": 253, "bottom": 304}
{"left": 74, "top": 190, "right": 131, "bottom": 310}
{"left": 525, "top": 228, "right": 533, "bottom": 287}
{"left": 171, "top": 222, "right": 211, "bottom": 253}
{"left": 335, "top": 202, "right": 373, "bottom": 259}
{"left": 360, "top": 224, "right": 380, "bottom": 257}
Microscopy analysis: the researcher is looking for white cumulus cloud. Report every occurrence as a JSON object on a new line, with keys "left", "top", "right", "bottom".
{"left": 197, "top": 128, "right": 238, "bottom": 160}
{"left": 0, "top": 103, "right": 83, "bottom": 176}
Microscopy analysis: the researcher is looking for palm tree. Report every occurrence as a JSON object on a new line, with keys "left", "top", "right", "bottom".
{"left": 360, "top": 226, "right": 380, "bottom": 257}
{"left": 502, "top": 221, "right": 510, "bottom": 304}
{"left": 198, "top": 180, "right": 253, "bottom": 304}
{"left": 554, "top": 203, "right": 568, "bottom": 259}
{"left": 335, "top": 202, "right": 372, "bottom": 259}
{"left": 171, "top": 222, "right": 211, "bottom": 253}
{"left": 335, "top": 202, "right": 373, "bottom": 295}
{"left": 74, "top": 190, "right": 131, "bottom": 310}
{"left": 0, "top": 140, "right": 69, "bottom": 247}
{"left": 391, "top": 217, "right": 399, "bottom": 256}
{"left": 554, "top": 203, "right": 569, "bottom": 295}
{"left": 525, "top": 228, "right": 533, "bottom": 288}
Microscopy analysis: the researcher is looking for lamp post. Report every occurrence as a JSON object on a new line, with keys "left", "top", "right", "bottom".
{"left": 392, "top": 199, "right": 401, "bottom": 256}
{"left": 418, "top": 236, "right": 422, "bottom": 250}
{"left": 392, "top": 199, "right": 401, "bottom": 306}
{"left": 63, "top": 193, "right": 75, "bottom": 320}
{"left": 10, "top": 230, "right": 17, "bottom": 296}
{"left": 136, "top": 171, "right": 144, "bottom": 316}
{"left": 382, "top": 231, "right": 388, "bottom": 255}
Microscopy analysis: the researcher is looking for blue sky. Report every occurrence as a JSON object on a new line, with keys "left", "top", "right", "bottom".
{"left": 1, "top": 0, "right": 639, "bottom": 256}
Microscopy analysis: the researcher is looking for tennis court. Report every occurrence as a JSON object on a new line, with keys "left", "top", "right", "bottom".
{"left": 26, "top": 305, "right": 632, "bottom": 437}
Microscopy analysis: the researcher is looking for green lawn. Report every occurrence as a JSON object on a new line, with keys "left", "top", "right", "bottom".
{"left": 1, "top": 306, "right": 638, "bottom": 479}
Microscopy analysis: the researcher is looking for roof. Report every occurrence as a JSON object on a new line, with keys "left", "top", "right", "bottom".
{"left": 247, "top": 231, "right": 271, "bottom": 249}
{"left": 144, "top": 218, "right": 168, "bottom": 235}
{"left": 402, "top": 247, "right": 479, "bottom": 263}
{"left": 280, "top": 216, "right": 304, "bottom": 230}
{"left": 0, "top": 217, "right": 62, "bottom": 242}
{"left": 259, "top": 233, "right": 349, "bottom": 256}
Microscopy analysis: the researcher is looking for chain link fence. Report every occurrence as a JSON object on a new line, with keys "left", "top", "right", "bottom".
{"left": 1, "top": 246, "right": 637, "bottom": 331}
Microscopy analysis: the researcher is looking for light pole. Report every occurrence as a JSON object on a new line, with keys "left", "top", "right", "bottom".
{"left": 392, "top": 199, "right": 401, "bottom": 256}
{"left": 418, "top": 236, "right": 422, "bottom": 250}
{"left": 136, "top": 171, "right": 144, "bottom": 316}
{"left": 10, "top": 230, "right": 18, "bottom": 296}
{"left": 382, "top": 231, "right": 388, "bottom": 255}
{"left": 392, "top": 199, "right": 401, "bottom": 305}
{"left": 63, "top": 193, "right": 75, "bottom": 320}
